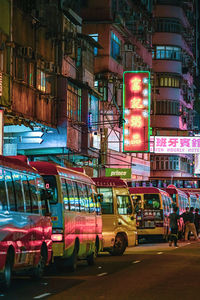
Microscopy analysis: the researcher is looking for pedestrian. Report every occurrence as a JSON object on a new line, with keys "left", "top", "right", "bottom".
{"left": 194, "top": 208, "right": 200, "bottom": 237}
{"left": 180, "top": 207, "right": 190, "bottom": 240}
{"left": 185, "top": 207, "right": 198, "bottom": 241}
{"left": 169, "top": 206, "right": 180, "bottom": 247}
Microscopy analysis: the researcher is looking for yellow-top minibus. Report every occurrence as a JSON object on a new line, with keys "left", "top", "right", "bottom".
{"left": 93, "top": 176, "right": 137, "bottom": 255}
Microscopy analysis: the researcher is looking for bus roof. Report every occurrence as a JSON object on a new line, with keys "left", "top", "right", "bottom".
{"left": 163, "top": 186, "right": 188, "bottom": 197}
{"left": 0, "top": 155, "right": 38, "bottom": 174}
{"left": 129, "top": 187, "right": 169, "bottom": 195}
{"left": 30, "top": 161, "right": 95, "bottom": 185}
{"left": 92, "top": 177, "right": 128, "bottom": 187}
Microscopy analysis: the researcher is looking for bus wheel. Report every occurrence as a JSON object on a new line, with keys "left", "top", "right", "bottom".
{"left": 31, "top": 249, "right": 46, "bottom": 280}
{"left": 87, "top": 243, "right": 98, "bottom": 266}
{"left": 0, "top": 254, "right": 12, "bottom": 289}
{"left": 68, "top": 245, "right": 78, "bottom": 272}
{"left": 111, "top": 234, "right": 127, "bottom": 256}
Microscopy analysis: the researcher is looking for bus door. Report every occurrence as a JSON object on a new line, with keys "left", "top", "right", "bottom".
{"left": 131, "top": 194, "right": 142, "bottom": 228}
{"left": 43, "top": 175, "right": 63, "bottom": 256}
{"left": 115, "top": 190, "right": 136, "bottom": 237}
{"left": 4, "top": 170, "right": 31, "bottom": 266}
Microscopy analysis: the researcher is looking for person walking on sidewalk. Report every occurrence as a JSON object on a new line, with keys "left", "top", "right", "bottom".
{"left": 185, "top": 207, "right": 198, "bottom": 241}
{"left": 169, "top": 206, "right": 180, "bottom": 247}
{"left": 194, "top": 208, "right": 200, "bottom": 237}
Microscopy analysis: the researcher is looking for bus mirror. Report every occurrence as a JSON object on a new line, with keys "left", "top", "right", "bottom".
{"left": 97, "top": 194, "right": 103, "bottom": 202}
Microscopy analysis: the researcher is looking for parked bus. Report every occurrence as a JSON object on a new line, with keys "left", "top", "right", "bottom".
{"left": 165, "top": 185, "right": 190, "bottom": 214}
{"left": 0, "top": 156, "right": 52, "bottom": 289}
{"left": 92, "top": 177, "right": 137, "bottom": 256}
{"left": 129, "top": 187, "right": 172, "bottom": 241}
{"left": 182, "top": 190, "right": 200, "bottom": 210}
{"left": 30, "top": 161, "right": 102, "bottom": 271}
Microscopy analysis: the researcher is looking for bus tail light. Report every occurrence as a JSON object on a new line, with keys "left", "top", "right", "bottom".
{"left": 51, "top": 228, "right": 63, "bottom": 242}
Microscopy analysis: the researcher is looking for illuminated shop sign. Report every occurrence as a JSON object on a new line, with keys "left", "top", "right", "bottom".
{"left": 154, "top": 136, "right": 200, "bottom": 154}
{"left": 123, "top": 71, "right": 150, "bottom": 152}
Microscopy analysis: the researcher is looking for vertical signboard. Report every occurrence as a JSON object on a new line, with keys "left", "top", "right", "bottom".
{"left": 123, "top": 71, "right": 150, "bottom": 152}
{"left": 0, "top": 110, "right": 3, "bottom": 155}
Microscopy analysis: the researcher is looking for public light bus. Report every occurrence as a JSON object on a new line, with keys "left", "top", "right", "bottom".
{"left": 182, "top": 190, "right": 200, "bottom": 210}
{"left": 30, "top": 161, "right": 102, "bottom": 271}
{"left": 129, "top": 187, "right": 172, "bottom": 241}
{"left": 0, "top": 156, "right": 52, "bottom": 289}
{"left": 92, "top": 176, "right": 137, "bottom": 256}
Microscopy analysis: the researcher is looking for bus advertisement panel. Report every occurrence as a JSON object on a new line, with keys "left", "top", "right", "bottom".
{"left": 129, "top": 187, "right": 172, "bottom": 241}
{"left": 0, "top": 155, "right": 52, "bottom": 289}
{"left": 93, "top": 177, "right": 137, "bottom": 255}
{"left": 30, "top": 161, "right": 102, "bottom": 271}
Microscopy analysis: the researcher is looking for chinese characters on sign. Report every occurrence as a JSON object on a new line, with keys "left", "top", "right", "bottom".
{"left": 153, "top": 136, "right": 200, "bottom": 154}
{"left": 123, "top": 71, "right": 150, "bottom": 152}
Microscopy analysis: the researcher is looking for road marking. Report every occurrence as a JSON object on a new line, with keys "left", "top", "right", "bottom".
{"left": 157, "top": 252, "right": 163, "bottom": 255}
{"left": 33, "top": 293, "right": 51, "bottom": 299}
{"left": 132, "top": 260, "right": 141, "bottom": 264}
{"left": 97, "top": 272, "right": 107, "bottom": 277}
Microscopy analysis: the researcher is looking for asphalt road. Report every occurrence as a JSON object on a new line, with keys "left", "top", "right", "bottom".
{"left": 1, "top": 240, "right": 200, "bottom": 300}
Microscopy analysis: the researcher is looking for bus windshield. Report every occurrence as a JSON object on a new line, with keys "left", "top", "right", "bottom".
{"left": 144, "top": 194, "right": 160, "bottom": 209}
{"left": 42, "top": 175, "right": 58, "bottom": 204}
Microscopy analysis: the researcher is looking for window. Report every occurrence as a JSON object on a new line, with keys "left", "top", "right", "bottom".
{"left": 42, "top": 175, "right": 58, "bottom": 204}
{"left": 144, "top": 194, "right": 160, "bottom": 209}
{"left": 72, "top": 181, "right": 80, "bottom": 212}
{"left": 12, "top": 172, "right": 25, "bottom": 212}
{"left": 97, "top": 187, "right": 113, "bottom": 214}
{"left": 155, "top": 74, "right": 180, "bottom": 88}
{"left": 153, "top": 46, "right": 181, "bottom": 61}
{"left": 110, "top": 31, "right": 121, "bottom": 61}
{"left": 89, "top": 33, "right": 98, "bottom": 56}
{"left": 152, "top": 155, "right": 180, "bottom": 171}
{"left": 29, "top": 177, "right": 39, "bottom": 214}
{"left": 0, "top": 167, "right": 8, "bottom": 211}
{"left": 66, "top": 179, "right": 75, "bottom": 211}
{"left": 76, "top": 182, "right": 85, "bottom": 212}
{"left": 87, "top": 184, "right": 94, "bottom": 213}
{"left": 15, "top": 57, "right": 28, "bottom": 82}
{"left": 117, "top": 195, "right": 132, "bottom": 215}
{"left": 29, "top": 62, "right": 35, "bottom": 87}
{"left": 5, "top": 171, "right": 16, "bottom": 211}
{"left": 61, "top": 178, "right": 69, "bottom": 211}
{"left": 67, "top": 83, "right": 81, "bottom": 122}
{"left": 37, "top": 62, "right": 51, "bottom": 94}
{"left": 21, "top": 175, "right": 31, "bottom": 212}
{"left": 155, "top": 18, "right": 181, "bottom": 34}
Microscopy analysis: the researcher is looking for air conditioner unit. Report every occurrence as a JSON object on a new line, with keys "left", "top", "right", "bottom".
{"left": 124, "top": 44, "right": 134, "bottom": 51}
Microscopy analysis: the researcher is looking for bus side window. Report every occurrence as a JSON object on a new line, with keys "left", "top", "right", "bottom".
{"left": 0, "top": 167, "right": 8, "bottom": 211}
{"left": 76, "top": 182, "right": 85, "bottom": 212}
{"left": 82, "top": 183, "right": 90, "bottom": 212}
{"left": 13, "top": 172, "right": 25, "bottom": 212}
{"left": 61, "top": 178, "right": 69, "bottom": 211}
{"left": 5, "top": 170, "right": 16, "bottom": 211}
{"left": 117, "top": 195, "right": 132, "bottom": 215}
{"left": 22, "top": 176, "right": 32, "bottom": 213}
{"left": 29, "top": 178, "right": 39, "bottom": 214}
{"left": 66, "top": 179, "right": 75, "bottom": 211}
{"left": 87, "top": 185, "right": 94, "bottom": 213}
{"left": 72, "top": 181, "right": 80, "bottom": 212}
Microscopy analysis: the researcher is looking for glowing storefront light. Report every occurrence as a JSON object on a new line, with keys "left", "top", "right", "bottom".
{"left": 152, "top": 136, "right": 200, "bottom": 154}
{"left": 123, "top": 71, "right": 150, "bottom": 152}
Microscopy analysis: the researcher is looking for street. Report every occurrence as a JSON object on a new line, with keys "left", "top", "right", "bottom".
{"left": 1, "top": 241, "right": 200, "bottom": 300}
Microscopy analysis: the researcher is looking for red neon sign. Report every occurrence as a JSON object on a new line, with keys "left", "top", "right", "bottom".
{"left": 123, "top": 71, "right": 150, "bottom": 152}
